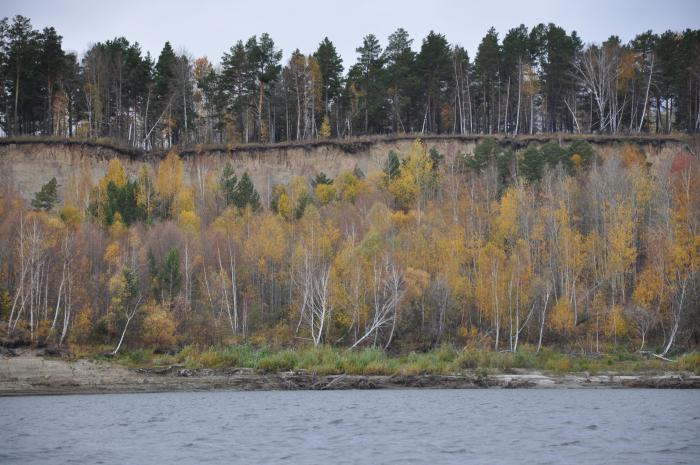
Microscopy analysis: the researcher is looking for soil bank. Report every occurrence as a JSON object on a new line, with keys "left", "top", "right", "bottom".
{"left": 1, "top": 353, "right": 698, "bottom": 396}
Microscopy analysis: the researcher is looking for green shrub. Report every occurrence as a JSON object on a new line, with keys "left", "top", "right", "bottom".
{"left": 513, "top": 351, "right": 536, "bottom": 369}
{"left": 119, "top": 348, "right": 155, "bottom": 366}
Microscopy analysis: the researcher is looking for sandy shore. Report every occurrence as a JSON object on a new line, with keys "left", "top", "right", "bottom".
{"left": 1, "top": 352, "right": 698, "bottom": 396}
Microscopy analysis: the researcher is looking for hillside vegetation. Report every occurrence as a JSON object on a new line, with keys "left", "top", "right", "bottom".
{"left": 1, "top": 138, "right": 698, "bottom": 364}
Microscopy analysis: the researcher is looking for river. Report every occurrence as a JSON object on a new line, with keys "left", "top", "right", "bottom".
{"left": 1, "top": 389, "right": 698, "bottom": 464}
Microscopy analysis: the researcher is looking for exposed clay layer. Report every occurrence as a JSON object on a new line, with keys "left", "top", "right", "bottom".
{"left": 0, "top": 135, "right": 691, "bottom": 203}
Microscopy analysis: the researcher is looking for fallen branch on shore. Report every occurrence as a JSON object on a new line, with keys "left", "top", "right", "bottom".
{"left": 639, "top": 351, "right": 677, "bottom": 362}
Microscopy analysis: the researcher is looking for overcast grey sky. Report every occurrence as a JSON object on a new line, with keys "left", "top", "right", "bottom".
{"left": 2, "top": 0, "right": 699, "bottom": 66}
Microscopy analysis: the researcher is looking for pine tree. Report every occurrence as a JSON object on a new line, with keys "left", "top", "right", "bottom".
{"left": 540, "top": 141, "right": 567, "bottom": 168}
{"left": 103, "top": 180, "right": 145, "bottom": 225}
{"left": 155, "top": 41, "right": 177, "bottom": 101}
{"left": 384, "top": 151, "right": 401, "bottom": 179}
{"left": 469, "top": 139, "right": 499, "bottom": 173}
{"left": 520, "top": 146, "right": 544, "bottom": 182}
{"left": 219, "top": 162, "right": 239, "bottom": 206}
{"left": 312, "top": 172, "right": 333, "bottom": 186}
{"left": 416, "top": 31, "right": 453, "bottom": 133}
{"left": 37, "top": 26, "right": 66, "bottom": 135}
{"left": 31, "top": 177, "right": 59, "bottom": 211}
{"left": 429, "top": 148, "right": 444, "bottom": 172}
{"left": 314, "top": 37, "right": 344, "bottom": 115}
{"left": 566, "top": 140, "right": 595, "bottom": 169}
{"left": 383, "top": 28, "right": 416, "bottom": 132}
{"left": 234, "top": 172, "right": 260, "bottom": 211}
{"left": 351, "top": 34, "right": 385, "bottom": 134}
{"left": 160, "top": 248, "right": 181, "bottom": 303}
{"left": 247, "top": 33, "right": 282, "bottom": 142}
{"left": 475, "top": 27, "right": 502, "bottom": 133}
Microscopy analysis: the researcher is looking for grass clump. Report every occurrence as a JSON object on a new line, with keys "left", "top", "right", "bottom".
{"left": 297, "top": 346, "right": 341, "bottom": 374}
{"left": 678, "top": 353, "right": 700, "bottom": 375}
{"left": 402, "top": 351, "right": 453, "bottom": 375}
{"left": 197, "top": 348, "right": 228, "bottom": 368}
{"left": 112, "top": 348, "right": 156, "bottom": 367}
{"left": 177, "top": 344, "right": 264, "bottom": 369}
{"left": 456, "top": 350, "right": 517, "bottom": 371}
{"left": 543, "top": 356, "right": 572, "bottom": 373}
{"left": 256, "top": 350, "right": 299, "bottom": 372}
{"left": 363, "top": 359, "right": 398, "bottom": 375}
{"left": 91, "top": 343, "right": 697, "bottom": 376}
{"left": 340, "top": 347, "right": 387, "bottom": 374}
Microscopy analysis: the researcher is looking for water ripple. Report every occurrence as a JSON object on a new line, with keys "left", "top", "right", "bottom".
{"left": 0, "top": 389, "right": 698, "bottom": 465}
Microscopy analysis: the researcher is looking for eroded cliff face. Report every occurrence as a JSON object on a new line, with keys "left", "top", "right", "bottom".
{"left": 0, "top": 136, "right": 689, "bottom": 204}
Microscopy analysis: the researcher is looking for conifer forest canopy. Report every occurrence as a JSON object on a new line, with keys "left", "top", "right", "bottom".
{"left": 0, "top": 15, "right": 699, "bottom": 146}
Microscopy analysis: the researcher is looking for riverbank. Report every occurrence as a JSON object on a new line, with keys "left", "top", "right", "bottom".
{"left": 2, "top": 351, "right": 699, "bottom": 396}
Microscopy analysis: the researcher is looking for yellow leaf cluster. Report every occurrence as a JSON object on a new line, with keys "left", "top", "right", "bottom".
{"left": 156, "top": 152, "right": 184, "bottom": 206}
{"left": 550, "top": 300, "right": 574, "bottom": 333}
{"left": 314, "top": 183, "right": 337, "bottom": 205}
{"left": 319, "top": 115, "right": 331, "bottom": 138}
{"left": 141, "top": 303, "right": 177, "bottom": 349}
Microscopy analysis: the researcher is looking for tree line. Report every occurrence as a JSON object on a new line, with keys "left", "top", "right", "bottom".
{"left": 0, "top": 16, "right": 699, "bottom": 148}
{"left": 1, "top": 139, "right": 698, "bottom": 355}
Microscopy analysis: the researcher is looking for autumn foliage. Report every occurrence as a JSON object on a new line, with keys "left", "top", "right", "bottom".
{"left": 0, "top": 141, "right": 698, "bottom": 356}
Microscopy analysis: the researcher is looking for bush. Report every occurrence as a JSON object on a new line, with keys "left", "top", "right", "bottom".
{"left": 141, "top": 304, "right": 177, "bottom": 350}
{"left": 514, "top": 351, "right": 536, "bottom": 369}
{"left": 126, "top": 349, "right": 149, "bottom": 365}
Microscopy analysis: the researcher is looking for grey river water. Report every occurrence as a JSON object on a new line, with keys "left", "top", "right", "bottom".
{"left": 1, "top": 389, "right": 699, "bottom": 464}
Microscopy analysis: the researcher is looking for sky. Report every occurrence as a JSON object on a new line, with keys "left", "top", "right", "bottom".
{"left": 2, "top": 0, "right": 699, "bottom": 67}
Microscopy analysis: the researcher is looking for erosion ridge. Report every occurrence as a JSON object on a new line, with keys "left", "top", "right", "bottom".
{"left": 0, "top": 133, "right": 690, "bottom": 156}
